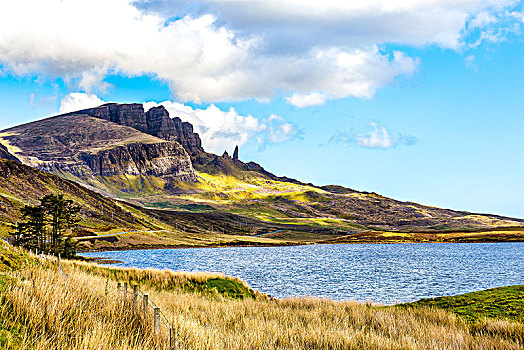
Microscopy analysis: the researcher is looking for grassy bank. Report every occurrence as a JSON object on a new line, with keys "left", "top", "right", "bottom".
{"left": 0, "top": 242, "right": 522, "bottom": 349}
{"left": 401, "top": 285, "right": 524, "bottom": 324}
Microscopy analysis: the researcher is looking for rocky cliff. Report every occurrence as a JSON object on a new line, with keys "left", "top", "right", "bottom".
{"left": 145, "top": 106, "right": 203, "bottom": 154}
{"left": 78, "top": 142, "right": 194, "bottom": 182}
{"left": 65, "top": 103, "right": 287, "bottom": 183}
{"left": 0, "top": 114, "right": 197, "bottom": 195}
{"left": 0, "top": 143, "right": 20, "bottom": 163}
{"left": 64, "top": 104, "right": 204, "bottom": 155}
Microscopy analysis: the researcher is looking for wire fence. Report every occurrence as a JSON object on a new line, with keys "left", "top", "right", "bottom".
{"left": 9, "top": 244, "right": 193, "bottom": 349}
{"left": 117, "top": 282, "right": 193, "bottom": 350}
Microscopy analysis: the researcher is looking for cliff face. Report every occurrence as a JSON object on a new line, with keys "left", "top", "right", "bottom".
{"left": 64, "top": 103, "right": 149, "bottom": 134}
{"left": 78, "top": 142, "right": 195, "bottom": 182}
{"left": 0, "top": 114, "right": 197, "bottom": 195}
{"left": 145, "top": 106, "right": 203, "bottom": 154}
{"left": 65, "top": 104, "right": 204, "bottom": 155}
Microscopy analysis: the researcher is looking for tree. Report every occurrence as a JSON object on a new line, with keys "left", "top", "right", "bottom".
{"left": 11, "top": 204, "right": 46, "bottom": 251}
{"left": 11, "top": 194, "right": 81, "bottom": 257}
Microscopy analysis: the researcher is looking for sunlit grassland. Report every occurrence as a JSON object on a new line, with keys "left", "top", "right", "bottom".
{"left": 227, "top": 205, "right": 354, "bottom": 227}
{"left": 175, "top": 172, "right": 327, "bottom": 202}
{"left": 54, "top": 171, "right": 168, "bottom": 198}
{"left": 0, "top": 242, "right": 522, "bottom": 349}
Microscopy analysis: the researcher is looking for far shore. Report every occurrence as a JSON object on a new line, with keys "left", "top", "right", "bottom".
{"left": 79, "top": 238, "right": 524, "bottom": 257}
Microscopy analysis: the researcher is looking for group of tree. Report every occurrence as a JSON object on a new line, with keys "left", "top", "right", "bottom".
{"left": 10, "top": 194, "right": 81, "bottom": 258}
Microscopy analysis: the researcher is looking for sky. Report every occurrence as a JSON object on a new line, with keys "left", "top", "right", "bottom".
{"left": 0, "top": 0, "right": 523, "bottom": 218}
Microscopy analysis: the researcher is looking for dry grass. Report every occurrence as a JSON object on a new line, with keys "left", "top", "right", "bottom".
{"left": 0, "top": 250, "right": 523, "bottom": 349}
{"left": 2, "top": 265, "right": 162, "bottom": 349}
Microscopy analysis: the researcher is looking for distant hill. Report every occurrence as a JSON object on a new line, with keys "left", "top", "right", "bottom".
{"left": 0, "top": 103, "right": 522, "bottom": 236}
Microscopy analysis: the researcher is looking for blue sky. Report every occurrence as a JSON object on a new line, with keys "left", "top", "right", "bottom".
{"left": 0, "top": 0, "right": 523, "bottom": 218}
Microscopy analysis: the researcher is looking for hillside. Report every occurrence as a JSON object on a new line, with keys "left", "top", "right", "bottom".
{"left": 0, "top": 103, "right": 522, "bottom": 245}
{"left": 0, "top": 158, "right": 172, "bottom": 248}
{"left": 0, "top": 159, "right": 327, "bottom": 250}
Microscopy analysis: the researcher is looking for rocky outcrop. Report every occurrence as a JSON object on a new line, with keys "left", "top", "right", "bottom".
{"left": 145, "top": 106, "right": 203, "bottom": 154}
{"left": 0, "top": 144, "right": 20, "bottom": 163}
{"left": 78, "top": 142, "right": 196, "bottom": 182}
{"left": 64, "top": 104, "right": 291, "bottom": 183}
{"left": 64, "top": 103, "right": 149, "bottom": 134}
{"left": 65, "top": 104, "right": 204, "bottom": 155}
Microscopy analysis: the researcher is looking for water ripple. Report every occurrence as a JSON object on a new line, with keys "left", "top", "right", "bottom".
{"left": 81, "top": 243, "right": 524, "bottom": 304}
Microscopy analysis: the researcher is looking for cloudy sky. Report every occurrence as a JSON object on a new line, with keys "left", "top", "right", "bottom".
{"left": 0, "top": 0, "right": 523, "bottom": 217}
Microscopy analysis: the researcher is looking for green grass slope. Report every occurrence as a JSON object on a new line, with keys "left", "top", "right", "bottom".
{"left": 402, "top": 285, "right": 524, "bottom": 324}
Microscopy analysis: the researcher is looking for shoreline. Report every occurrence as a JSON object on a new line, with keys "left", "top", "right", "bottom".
{"left": 78, "top": 238, "right": 524, "bottom": 255}
{"left": 77, "top": 240, "right": 305, "bottom": 254}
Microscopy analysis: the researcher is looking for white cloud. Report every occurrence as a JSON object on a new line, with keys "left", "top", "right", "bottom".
{"left": 0, "top": 0, "right": 521, "bottom": 106}
{"left": 58, "top": 93, "right": 105, "bottom": 114}
{"left": 262, "top": 115, "right": 301, "bottom": 145}
{"left": 139, "top": 0, "right": 518, "bottom": 48}
{"left": 330, "top": 122, "right": 416, "bottom": 149}
{"left": 145, "top": 100, "right": 300, "bottom": 154}
{"left": 286, "top": 92, "right": 327, "bottom": 108}
{"left": 469, "top": 11, "right": 499, "bottom": 29}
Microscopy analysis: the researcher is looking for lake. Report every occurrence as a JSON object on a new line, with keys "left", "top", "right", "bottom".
{"left": 80, "top": 242, "right": 524, "bottom": 304}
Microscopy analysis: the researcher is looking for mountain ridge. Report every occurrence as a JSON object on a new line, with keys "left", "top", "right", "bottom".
{"left": 60, "top": 103, "right": 291, "bottom": 184}
{"left": 61, "top": 103, "right": 204, "bottom": 154}
{"left": 0, "top": 103, "right": 522, "bottom": 237}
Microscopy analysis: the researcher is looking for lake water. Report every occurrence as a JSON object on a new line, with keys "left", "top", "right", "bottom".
{"left": 80, "top": 243, "right": 524, "bottom": 304}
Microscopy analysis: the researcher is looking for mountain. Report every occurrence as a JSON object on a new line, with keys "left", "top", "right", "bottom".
{"left": 0, "top": 111, "right": 196, "bottom": 196}
{"left": 62, "top": 103, "right": 204, "bottom": 154}
{"left": 0, "top": 103, "right": 523, "bottom": 240}
{"left": 60, "top": 103, "right": 290, "bottom": 182}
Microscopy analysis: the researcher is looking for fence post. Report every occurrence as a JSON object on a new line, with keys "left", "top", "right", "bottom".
{"left": 143, "top": 294, "right": 148, "bottom": 319}
{"left": 154, "top": 307, "right": 160, "bottom": 335}
{"left": 170, "top": 328, "right": 175, "bottom": 349}
{"left": 132, "top": 284, "right": 138, "bottom": 311}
